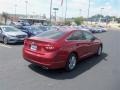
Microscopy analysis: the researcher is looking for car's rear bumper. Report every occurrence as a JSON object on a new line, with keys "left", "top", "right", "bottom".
{"left": 23, "top": 49, "right": 66, "bottom": 69}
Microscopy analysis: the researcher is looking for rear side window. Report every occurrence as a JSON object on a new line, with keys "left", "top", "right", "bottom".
{"left": 83, "top": 31, "right": 94, "bottom": 40}
{"left": 36, "top": 30, "right": 65, "bottom": 39}
{"left": 67, "top": 31, "right": 84, "bottom": 40}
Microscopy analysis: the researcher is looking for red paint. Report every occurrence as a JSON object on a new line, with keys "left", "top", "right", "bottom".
{"left": 23, "top": 29, "right": 102, "bottom": 69}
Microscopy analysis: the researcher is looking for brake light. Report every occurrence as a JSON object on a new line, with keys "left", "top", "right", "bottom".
{"left": 44, "top": 44, "right": 56, "bottom": 51}
{"left": 24, "top": 39, "right": 29, "bottom": 48}
{"left": 24, "top": 39, "right": 27, "bottom": 45}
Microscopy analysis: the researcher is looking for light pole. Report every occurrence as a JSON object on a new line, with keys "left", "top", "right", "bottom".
{"left": 14, "top": 4, "right": 17, "bottom": 20}
{"left": 87, "top": 0, "right": 91, "bottom": 24}
{"left": 50, "top": 0, "right": 53, "bottom": 24}
{"left": 65, "top": 0, "right": 68, "bottom": 22}
{"left": 101, "top": 8, "right": 104, "bottom": 15}
{"left": 87, "top": 0, "right": 91, "bottom": 19}
{"left": 25, "top": 1, "right": 28, "bottom": 19}
{"left": 99, "top": 8, "right": 104, "bottom": 23}
{"left": 79, "top": 9, "right": 82, "bottom": 17}
{"left": 53, "top": 8, "right": 59, "bottom": 22}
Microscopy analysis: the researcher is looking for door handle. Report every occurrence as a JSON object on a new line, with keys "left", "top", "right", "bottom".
{"left": 87, "top": 43, "right": 92, "bottom": 46}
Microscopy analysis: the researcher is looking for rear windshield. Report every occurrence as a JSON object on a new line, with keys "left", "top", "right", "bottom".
{"left": 36, "top": 30, "right": 65, "bottom": 39}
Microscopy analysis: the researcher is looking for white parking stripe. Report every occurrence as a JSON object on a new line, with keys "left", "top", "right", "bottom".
{"left": 0, "top": 44, "right": 12, "bottom": 48}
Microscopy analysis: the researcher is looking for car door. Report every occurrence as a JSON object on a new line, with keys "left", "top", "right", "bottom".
{"left": 82, "top": 31, "right": 99, "bottom": 55}
{"left": 66, "top": 31, "right": 88, "bottom": 59}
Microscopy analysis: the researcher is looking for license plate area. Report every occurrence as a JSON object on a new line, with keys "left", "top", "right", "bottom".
{"left": 30, "top": 44, "right": 37, "bottom": 51}
{"left": 19, "top": 38, "right": 25, "bottom": 40}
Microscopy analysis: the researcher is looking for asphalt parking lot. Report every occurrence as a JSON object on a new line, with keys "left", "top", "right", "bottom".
{"left": 0, "top": 30, "right": 120, "bottom": 90}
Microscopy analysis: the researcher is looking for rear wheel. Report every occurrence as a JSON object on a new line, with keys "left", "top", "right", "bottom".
{"left": 65, "top": 53, "right": 77, "bottom": 71}
{"left": 3, "top": 37, "right": 8, "bottom": 44}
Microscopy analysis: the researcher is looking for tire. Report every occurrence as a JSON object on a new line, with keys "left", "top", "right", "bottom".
{"left": 3, "top": 37, "right": 8, "bottom": 44}
{"left": 96, "top": 45, "right": 102, "bottom": 56}
{"left": 65, "top": 53, "right": 77, "bottom": 71}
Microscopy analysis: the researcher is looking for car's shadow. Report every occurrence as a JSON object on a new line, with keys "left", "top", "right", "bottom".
{"left": 28, "top": 53, "right": 108, "bottom": 80}
{"left": 9, "top": 42, "right": 24, "bottom": 46}
{"left": 0, "top": 41, "right": 24, "bottom": 46}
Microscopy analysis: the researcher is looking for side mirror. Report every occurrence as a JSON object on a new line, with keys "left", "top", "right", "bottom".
{"left": 91, "top": 37, "right": 96, "bottom": 41}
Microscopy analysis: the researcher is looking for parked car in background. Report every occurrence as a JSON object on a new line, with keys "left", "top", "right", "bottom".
{"left": 32, "top": 23, "right": 42, "bottom": 27}
{"left": 0, "top": 26, "right": 28, "bottom": 44}
{"left": 33, "top": 25, "right": 59, "bottom": 31}
{"left": 9, "top": 22, "right": 23, "bottom": 29}
{"left": 18, "top": 20, "right": 30, "bottom": 26}
{"left": 39, "top": 26, "right": 49, "bottom": 31}
{"left": 23, "top": 28, "right": 103, "bottom": 71}
{"left": 21, "top": 26, "right": 44, "bottom": 37}
{"left": 74, "top": 26, "right": 91, "bottom": 33}
{"left": 90, "top": 26, "right": 107, "bottom": 33}
{"left": 98, "top": 26, "right": 107, "bottom": 32}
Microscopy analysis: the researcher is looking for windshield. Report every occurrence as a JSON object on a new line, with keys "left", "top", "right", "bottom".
{"left": 36, "top": 30, "right": 65, "bottom": 39}
{"left": 2, "top": 27, "right": 21, "bottom": 32}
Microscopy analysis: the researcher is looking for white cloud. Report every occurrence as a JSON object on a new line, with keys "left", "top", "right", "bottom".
{"left": 90, "top": 2, "right": 120, "bottom": 17}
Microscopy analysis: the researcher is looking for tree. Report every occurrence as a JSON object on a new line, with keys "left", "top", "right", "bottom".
{"left": 90, "top": 14, "right": 104, "bottom": 22}
{"left": 2, "top": 12, "right": 9, "bottom": 25}
{"left": 116, "top": 18, "right": 120, "bottom": 23}
{"left": 74, "top": 17, "right": 84, "bottom": 25}
{"left": 91, "top": 14, "right": 104, "bottom": 19}
{"left": 65, "top": 20, "right": 71, "bottom": 26}
{"left": 90, "top": 14, "right": 118, "bottom": 22}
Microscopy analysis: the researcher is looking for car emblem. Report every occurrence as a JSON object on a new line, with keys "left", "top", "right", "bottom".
{"left": 31, "top": 42, "right": 35, "bottom": 45}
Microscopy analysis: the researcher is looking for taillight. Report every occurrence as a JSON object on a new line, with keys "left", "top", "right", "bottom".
{"left": 24, "top": 39, "right": 27, "bottom": 45}
{"left": 24, "top": 39, "right": 29, "bottom": 48}
{"left": 44, "top": 44, "right": 56, "bottom": 51}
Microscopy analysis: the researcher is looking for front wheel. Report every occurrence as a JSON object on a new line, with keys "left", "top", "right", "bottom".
{"left": 65, "top": 53, "right": 77, "bottom": 71}
{"left": 3, "top": 37, "right": 8, "bottom": 44}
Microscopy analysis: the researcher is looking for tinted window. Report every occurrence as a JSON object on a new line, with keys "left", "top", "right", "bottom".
{"left": 83, "top": 31, "right": 94, "bottom": 40}
{"left": 36, "top": 30, "right": 65, "bottom": 39}
{"left": 29, "top": 27, "right": 42, "bottom": 32}
{"left": 39, "top": 27, "right": 47, "bottom": 31}
{"left": 67, "top": 31, "right": 83, "bottom": 40}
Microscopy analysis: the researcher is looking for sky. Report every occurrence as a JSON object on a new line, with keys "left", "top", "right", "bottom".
{"left": 0, "top": 0, "right": 120, "bottom": 18}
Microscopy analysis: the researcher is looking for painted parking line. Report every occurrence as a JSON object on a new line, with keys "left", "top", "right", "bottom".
{"left": 0, "top": 44, "right": 12, "bottom": 48}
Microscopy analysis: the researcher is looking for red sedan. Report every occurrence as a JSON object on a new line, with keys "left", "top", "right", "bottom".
{"left": 23, "top": 28, "right": 103, "bottom": 71}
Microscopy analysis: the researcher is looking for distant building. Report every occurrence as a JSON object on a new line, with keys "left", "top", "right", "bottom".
{"left": 0, "top": 13, "right": 48, "bottom": 25}
{"left": 20, "top": 18, "right": 48, "bottom": 25}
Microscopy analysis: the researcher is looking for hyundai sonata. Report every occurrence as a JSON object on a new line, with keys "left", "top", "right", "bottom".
{"left": 23, "top": 28, "right": 103, "bottom": 71}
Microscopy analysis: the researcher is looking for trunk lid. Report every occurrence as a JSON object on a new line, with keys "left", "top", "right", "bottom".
{"left": 24, "top": 37, "right": 60, "bottom": 54}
